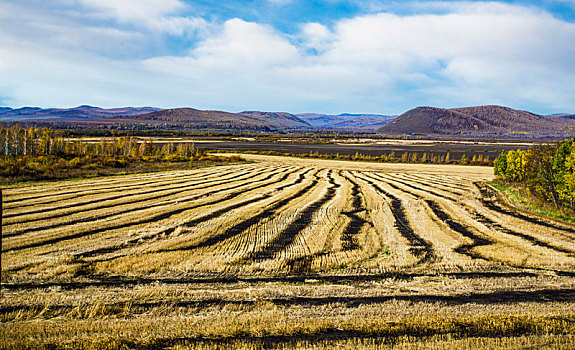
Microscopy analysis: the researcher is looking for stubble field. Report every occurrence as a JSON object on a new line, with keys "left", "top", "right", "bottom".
{"left": 2, "top": 154, "right": 575, "bottom": 349}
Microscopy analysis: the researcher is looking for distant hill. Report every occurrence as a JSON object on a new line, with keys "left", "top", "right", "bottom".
{"left": 4, "top": 104, "right": 573, "bottom": 135}
{"left": 0, "top": 105, "right": 161, "bottom": 121}
{"left": 550, "top": 113, "right": 575, "bottom": 120}
{"left": 0, "top": 106, "right": 311, "bottom": 131}
{"left": 297, "top": 113, "right": 395, "bottom": 130}
{"left": 377, "top": 105, "right": 575, "bottom": 137}
{"left": 240, "top": 111, "right": 311, "bottom": 129}
{"left": 99, "top": 108, "right": 311, "bottom": 131}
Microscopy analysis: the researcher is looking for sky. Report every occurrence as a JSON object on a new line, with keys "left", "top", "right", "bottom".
{"left": 0, "top": 0, "right": 574, "bottom": 115}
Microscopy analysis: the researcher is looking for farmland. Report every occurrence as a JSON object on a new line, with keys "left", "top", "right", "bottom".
{"left": 2, "top": 154, "right": 575, "bottom": 349}
{"left": 192, "top": 138, "right": 529, "bottom": 161}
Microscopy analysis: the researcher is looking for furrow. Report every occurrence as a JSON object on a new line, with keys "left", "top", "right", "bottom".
{"left": 5, "top": 288, "right": 575, "bottom": 317}
{"left": 377, "top": 174, "right": 455, "bottom": 201}
{"left": 78, "top": 168, "right": 312, "bottom": 259}
{"left": 4, "top": 165, "right": 242, "bottom": 209}
{"left": 339, "top": 172, "right": 372, "bottom": 251}
{"left": 394, "top": 174, "right": 466, "bottom": 197}
{"left": 425, "top": 200, "right": 493, "bottom": 259}
{"left": 360, "top": 173, "right": 435, "bottom": 264}
{"left": 155, "top": 169, "right": 321, "bottom": 253}
{"left": 373, "top": 173, "right": 492, "bottom": 260}
{"left": 2, "top": 170, "right": 184, "bottom": 198}
{"left": 469, "top": 209, "right": 575, "bottom": 256}
{"left": 4, "top": 166, "right": 268, "bottom": 223}
{"left": 416, "top": 174, "right": 473, "bottom": 191}
{"left": 0, "top": 271, "right": 555, "bottom": 290}
{"left": 2, "top": 168, "right": 299, "bottom": 253}
{"left": 7, "top": 167, "right": 291, "bottom": 238}
{"left": 247, "top": 170, "right": 340, "bottom": 265}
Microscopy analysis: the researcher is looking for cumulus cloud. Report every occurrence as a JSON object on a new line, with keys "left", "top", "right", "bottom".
{"left": 140, "top": 3, "right": 575, "bottom": 113}
{"left": 0, "top": 1, "right": 574, "bottom": 114}
{"left": 191, "top": 19, "right": 299, "bottom": 67}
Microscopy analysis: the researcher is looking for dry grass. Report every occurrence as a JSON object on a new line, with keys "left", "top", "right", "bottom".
{"left": 2, "top": 155, "right": 575, "bottom": 348}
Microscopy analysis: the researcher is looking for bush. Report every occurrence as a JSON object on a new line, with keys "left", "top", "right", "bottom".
{"left": 69, "top": 157, "right": 82, "bottom": 168}
{"left": 494, "top": 138, "right": 575, "bottom": 211}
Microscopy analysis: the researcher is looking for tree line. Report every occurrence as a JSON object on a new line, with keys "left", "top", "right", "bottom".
{"left": 494, "top": 138, "right": 575, "bottom": 211}
{"left": 246, "top": 150, "right": 491, "bottom": 165}
{"left": 0, "top": 125, "right": 207, "bottom": 159}
{"left": 0, "top": 125, "right": 240, "bottom": 182}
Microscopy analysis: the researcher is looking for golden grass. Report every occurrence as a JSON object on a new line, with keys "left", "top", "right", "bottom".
{"left": 2, "top": 310, "right": 575, "bottom": 349}
{"left": 2, "top": 155, "right": 575, "bottom": 348}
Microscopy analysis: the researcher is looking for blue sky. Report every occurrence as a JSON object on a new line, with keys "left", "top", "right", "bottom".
{"left": 0, "top": 0, "right": 574, "bottom": 115}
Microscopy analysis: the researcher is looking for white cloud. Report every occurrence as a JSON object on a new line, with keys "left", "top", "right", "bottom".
{"left": 138, "top": 3, "right": 575, "bottom": 113}
{"left": 0, "top": 43, "right": 159, "bottom": 108}
{"left": 79, "top": 0, "right": 185, "bottom": 21}
{"left": 0, "top": 1, "right": 144, "bottom": 55}
{"left": 300, "top": 23, "right": 332, "bottom": 52}
{"left": 141, "top": 19, "right": 304, "bottom": 110}
{"left": 0, "top": 1, "right": 574, "bottom": 114}
{"left": 78, "top": 0, "right": 207, "bottom": 35}
{"left": 191, "top": 19, "right": 299, "bottom": 67}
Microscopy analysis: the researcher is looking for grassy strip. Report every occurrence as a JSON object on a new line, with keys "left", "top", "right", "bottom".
{"left": 488, "top": 181, "right": 575, "bottom": 224}
{"left": 2, "top": 313, "right": 574, "bottom": 349}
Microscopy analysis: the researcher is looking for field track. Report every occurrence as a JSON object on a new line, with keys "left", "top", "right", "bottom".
{"left": 2, "top": 154, "right": 575, "bottom": 349}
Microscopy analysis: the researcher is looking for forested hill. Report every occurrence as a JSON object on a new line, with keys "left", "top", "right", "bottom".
{"left": 0, "top": 106, "right": 312, "bottom": 131}
{"left": 103, "top": 108, "right": 312, "bottom": 131}
{"left": 378, "top": 105, "right": 575, "bottom": 137}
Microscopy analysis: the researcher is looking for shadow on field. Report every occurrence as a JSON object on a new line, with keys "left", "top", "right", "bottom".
{"left": 3, "top": 288, "right": 575, "bottom": 315}
{"left": 4, "top": 270, "right": 573, "bottom": 290}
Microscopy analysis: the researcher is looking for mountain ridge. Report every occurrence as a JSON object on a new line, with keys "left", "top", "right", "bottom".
{"left": 297, "top": 113, "right": 395, "bottom": 130}
{"left": 0, "top": 105, "right": 161, "bottom": 121}
{"left": 1, "top": 104, "right": 574, "bottom": 135}
{"left": 377, "top": 105, "right": 575, "bottom": 136}
{"left": 96, "top": 108, "right": 311, "bottom": 131}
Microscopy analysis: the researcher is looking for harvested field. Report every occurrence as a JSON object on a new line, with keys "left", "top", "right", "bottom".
{"left": 2, "top": 154, "right": 575, "bottom": 349}
{"left": 192, "top": 139, "right": 528, "bottom": 161}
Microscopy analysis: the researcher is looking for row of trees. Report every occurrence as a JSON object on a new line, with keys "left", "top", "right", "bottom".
{"left": 0, "top": 125, "right": 245, "bottom": 182}
{"left": 248, "top": 150, "right": 491, "bottom": 165}
{"left": 0, "top": 125, "right": 206, "bottom": 160}
{"left": 0, "top": 126, "right": 61, "bottom": 156}
{"left": 494, "top": 138, "right": 575, "bottom": 210}
{"left": 347, "top": 151, "right": 490, "bottom": 165}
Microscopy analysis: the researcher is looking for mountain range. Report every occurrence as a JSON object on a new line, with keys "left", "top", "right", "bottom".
{"left": 0, "top": 105, "right": 161, "bottom": 121}
{"left": 0, "top": 106, "right": 391, "bottom": 131}
{"left": 96, "top": 108, "right": 312, "bottom": 131}
{"left": 1, "top": 104, "right": 574, "bottom": 136}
